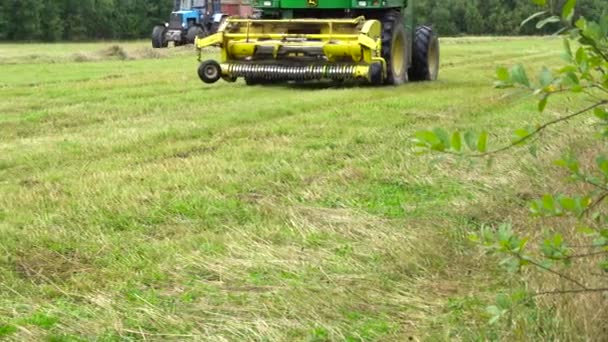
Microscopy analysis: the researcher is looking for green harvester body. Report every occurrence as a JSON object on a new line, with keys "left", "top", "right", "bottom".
{"left": 195, "top": 0, "right": 439, "bottom": 85}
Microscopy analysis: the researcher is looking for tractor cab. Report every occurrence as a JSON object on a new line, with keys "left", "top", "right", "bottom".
{"left": 169, "top": 0, "right": 204, "bottom": 31}
{"left": 153, "top": 0, "right": 226, "bottom": 48}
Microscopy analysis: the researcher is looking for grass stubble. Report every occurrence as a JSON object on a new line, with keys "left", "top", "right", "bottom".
{"left": 0, "top": 37, "right": 605, "bottom": 340}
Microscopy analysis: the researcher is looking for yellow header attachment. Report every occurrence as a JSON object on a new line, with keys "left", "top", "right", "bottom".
{"left": 195, "top": 16, "right": 386, "bottom": 83}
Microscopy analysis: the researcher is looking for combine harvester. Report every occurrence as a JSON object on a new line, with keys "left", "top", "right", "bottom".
{"left": 193, "top": 0, "right": 439, "bottom": 85}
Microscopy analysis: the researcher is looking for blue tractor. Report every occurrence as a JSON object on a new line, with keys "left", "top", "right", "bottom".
{"left": 152, "top": 0, "right": 227, "bottom": 48}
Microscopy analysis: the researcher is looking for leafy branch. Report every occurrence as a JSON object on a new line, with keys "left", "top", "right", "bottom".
{"left": 415, "top": 0, "right": 608, "bottom": 326}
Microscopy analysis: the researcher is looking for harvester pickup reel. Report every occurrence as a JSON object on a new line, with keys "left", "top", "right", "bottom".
{"left": 196, "top": 17, "right": 387, "bottom": 85}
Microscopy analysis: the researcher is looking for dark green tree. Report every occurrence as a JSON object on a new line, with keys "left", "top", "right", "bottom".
{"left": 0, "top": 0, "right": 8, "bottom": 40}
{"left": 7, "top": 0, "right": 42, "bottom": 40}
{"left": 40, "top": 0, "right": 64, "bottom": 41}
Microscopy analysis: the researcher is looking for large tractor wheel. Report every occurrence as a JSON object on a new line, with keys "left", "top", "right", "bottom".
{"left": 186, "top": 25, "right": 208, "bottom": 44}
{"left": 380, "top": 11, "right": 408, "bottom": 85}
{"left": 152, "top": 25, "right": 168, "bottom": 48}
{"left": 408, "top": 25, "right": 440, "bottom": 81}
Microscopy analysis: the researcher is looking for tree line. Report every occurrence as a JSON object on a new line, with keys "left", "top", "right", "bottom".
{"left": 0, "top": 0, "right": 173, "bottom": 41}
{"left": 0, "top": 0, "right": 606, "bottom": 41}
{"left": 414, "top": 0, "right": 608, "bottom": 36}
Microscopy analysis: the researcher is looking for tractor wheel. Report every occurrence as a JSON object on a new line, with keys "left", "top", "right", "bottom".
{"left": 186, "top": 25, "right": 208, "bottom": 44}
{"left": 381, "top": 11, "right": 408, "bottom": 85}
{"left": 152, "top": 25, "right": 168, "bottom": 49}
{"left": 408, "top": 25, "right": 440, "bottom": 81}
{"left": 198, "top": 60, "right": 222, "bottom": 84}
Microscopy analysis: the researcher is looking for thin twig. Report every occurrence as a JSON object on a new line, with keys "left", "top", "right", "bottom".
{"left": 579, "top": 32, "right": 608, "bottom": 63}
{"left": 569, "top": 244, "right": 608, "bottom": 249}
{"left": 581, "top": 177, "right": 608, "bottom": 192}
{"left": 568, "top": 250, "right": 608, "bottom": 258}
{"left": 471, "top": 100, "right": 608, "bottom": 157}
{"left": 513, "top": 253, "right": 588, "bottom": 289}
{"left": 582, "top": 191, "right": 608, "bottom": 216}
{"left": 590, "top": 272, "right": 608, "bottom": 278}
{"left": 594, "top": 85, "right": 608, "bottom": 94}
{"left": 532, "top": 287, "right": 608, "bottom": 296}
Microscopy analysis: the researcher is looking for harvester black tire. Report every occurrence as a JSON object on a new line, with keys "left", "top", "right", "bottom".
{"left": 408, "top": 25, "right": 440, "bottom": 81}
{"left": 152, "top": 25, "right": 168, "bottom": 49}
{"left": 381, "top": 11, "right": 408, "bottom": 85}
{"left": 369, "top": 62, "right": 383, "bottom": 85}
{"left": 187, "top": 25, "right": 208, "bottom": 44}
{"left": 198, "top": 60, "right": 222, "bottom": 84}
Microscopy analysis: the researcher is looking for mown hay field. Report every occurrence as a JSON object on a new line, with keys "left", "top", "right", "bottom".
{"left": 1, "top": 37, "right": 598, "bottom": 340}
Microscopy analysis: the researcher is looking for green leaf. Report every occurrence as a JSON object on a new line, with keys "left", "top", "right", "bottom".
{"left": 477, "top": 131, "right": 488, "bottom": 153}
{"left": 554, "top": 154, "right": 580, "bottom": 173}
{"left": 536, "top": 15, "right": 561, "bottom": 29}
{"left": 597, "top": 156, "right": 608, "bottom": 177}
{"left": 539, "top": 67, "right": 553, "bottom": 87}
{"left": 518, "top": 237, "right": 529, "bottom": 252}
{"left": 464, "top": 130, "right": 478, "bottom": 151}
{"left": 553, "top": 233, "right": 564, "bottom": 247}
{"left": 486, "top": 305, "right": 503, "bottom": 324}
{"left": 577, "top": 226, "right": 596, "bottom": 235}
{"left": 575, "top": 47, "right": 587, "bottom": 65}
{"left": 512, "top": 128, "right": 531, "bottom": 144}
{"left": 538, "top": 96, "right": 548, "bottom": 112}
{"left": 562, "top": 0, "right": 576, "bottom": 21}
{"left": 451, "top": 131, "right": 462, "bottom": 152}
{"left": 496, "top": 66, "right": 510, "bottom": 81}
{"left": 593, "top": 236, "right": 608, "bottom": 247}
{"left": 510, "top": 64, "right": 531, "bottom": 87}
{"left": 594, "top": 107, "right": 608, "bottom": 120}
{"left": 542, "top": 194, "right": 556, "bottom": 213}
{"left": 496, "top": 293, "right": 511, "bottom": 309}
{"left": 561, "top": 71, "right": 580, "bottom": 87}
{"left": 468, "top": 233, "right": 480, "bottom": 242}
{"left": 414, "top": 130, "right": 441, "bottom": 149}
{"left": 559, "top": 197, "right": 576, "bottom": 211}
{"left": 521, "top": 11, "right": 548, "bottom": 27}
{"left": 601, "top": 13, "right": 608, "bottom": 36}
{"left": 563, "top": 37, "right": 573, "bottom": 60}
{"left": 432, "top": 128, "right": 451, "bottom": 150}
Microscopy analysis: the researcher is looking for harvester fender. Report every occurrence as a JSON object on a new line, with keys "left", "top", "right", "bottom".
{"left": 195, "top": 32, "right": 225, "bottom": 61}
{"left": 358, "top": 20, "right": 381, "bottom": 50}
{"left": 195, "top": 32, "right": 224, "bottom": 49}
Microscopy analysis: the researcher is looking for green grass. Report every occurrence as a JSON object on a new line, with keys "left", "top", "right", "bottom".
{"left": 0, "top": 37, "right": 584, "bottom": 340}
